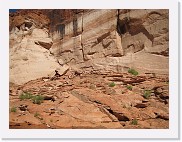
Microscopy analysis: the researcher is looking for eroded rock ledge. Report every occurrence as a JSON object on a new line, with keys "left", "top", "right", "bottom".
{"left": 9, "top": 9, "right": 168, "bottom": 85}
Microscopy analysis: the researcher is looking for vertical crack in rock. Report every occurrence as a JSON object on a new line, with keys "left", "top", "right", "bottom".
{"left": 116, "top": 9, "right": 122, "bottom": 36}
{"left": 73, "top": 10, "right": 78, "bottom": 36}
{"left": 80, "top": 13, "right": 85, "bottom": 61}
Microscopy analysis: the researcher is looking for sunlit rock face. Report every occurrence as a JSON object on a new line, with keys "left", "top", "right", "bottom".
{"left": 50, "top": 9, "right": 169, "bottom": 75}
{"left": 9, "top": 9, "right": 168, "bottom": 84}
{"left": 9, "top": 10, "right": 65, "bottom": 85}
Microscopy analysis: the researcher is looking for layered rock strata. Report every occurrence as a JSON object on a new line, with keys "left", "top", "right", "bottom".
{"left": 50, "top": 9, "right": 169, "bottom": 75}
{"left": 9, "top": 9, "right": 169, "bottom": 84}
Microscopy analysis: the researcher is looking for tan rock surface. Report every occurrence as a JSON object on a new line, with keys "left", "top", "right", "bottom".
{"left": 9, "top": 72, "right": 169, "bottom": 129}
{"left": 9, "top": 27, "right": 64, "bottom": 85}
{"left": 50, "top": 9, "right": 168, "bottom": 75}
{"left": 9, "top": 9, "right": 169, "bottom": 129}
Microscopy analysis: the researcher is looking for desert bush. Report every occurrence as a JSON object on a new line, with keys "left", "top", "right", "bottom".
{"left": 31, "top": 95, "right": 44, "bottom": 104}
{"left": 143, "top": 90, "right": 151, "bottom": 99}
{"left": 10, "top": 107, "right": 17, "bottom": 112}
{"left": 19, "top": 92, "right": 44, "bottom": 104}
{"left": 126, "top": 85, "right": 132, "bottom": 90}
{"left": 128, "top": 68, "right": 138, "bottom": 76}
{"left": 131, "top": 119, "right": 138, "bottom": 125}
{"left": 19, "top": 92, "right": 33, "bottom": 100}
{"left": 109, "top": 82, "right": 116, "bottom": 87}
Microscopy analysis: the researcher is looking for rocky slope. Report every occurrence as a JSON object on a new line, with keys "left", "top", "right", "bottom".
{"left": 9, "top": 9, "right": 169, "bottom": 129}
{"left": 10, "top": 71, "right": 169, "bottom": 129}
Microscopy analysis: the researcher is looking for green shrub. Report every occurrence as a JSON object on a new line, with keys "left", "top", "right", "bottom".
{"left": 143, "top": 90, "right": 151, "bottom": 99}
{"left": 128, "top": 68, "right": 138, "bottom": 76}
{"left": 126, "top": 85, "right": 132, "bottom": 90}
{"left": 109, "top": 82, "right": 115, "bottom": 87}
{"left": 19, "top": 92, "right": 33, "bottom": 100}
{"left": 131, "top": 119, "right": 138, "bottom": 125}
{"left": 31, "top": 95, "right": 44, "bottom": 104}
{"left": 19, "top": 92, "right": 44, "bottom": 104}
{"left": 10, "top": 107, "right": 17, "bottom": 112}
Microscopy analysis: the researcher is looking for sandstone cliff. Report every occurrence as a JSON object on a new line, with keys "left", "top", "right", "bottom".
{"left": 9, "top": 10, "right": 68, "bottom": 84}
{"left": 50, "top": 9, "right": 169, "bottom": 75}
{"left": 9, "top": 10, "right": 169, "bottom": 129}
{"left": 10, "top": 9, "right": 168, "bottom": 84}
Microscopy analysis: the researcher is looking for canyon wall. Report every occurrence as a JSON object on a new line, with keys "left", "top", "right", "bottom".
{"left": 9, "top": 9, "right": 169, "bottom": 84}
{"left": 9, "top": 10, "right": 68, "bottom": 85}
{"left": 50, "top": 9, "right": 169, "bottom": 74}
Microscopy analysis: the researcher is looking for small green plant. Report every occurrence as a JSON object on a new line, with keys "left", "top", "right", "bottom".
{"left": 128, "top": 68, "right": 138, "bottom": 76}
{"left": 143, "top": 90, "right": 151, "bottom": 99}
{"left": 131, "top": 119, "right": 138, "bottom": 125}
{"left": 109, "top": 82, "right": 116, "bottom": 87}
{"left": 10, "top": 107, "right": 17, "bottom": 112}
{"left": 34, "top": 112, "right": 40, "bottom": 118}
{"left": 31, "top": 95, "right": 44, "bottom": 104}
{"left": 19, "top": 92, "right": 33, "bottom": 100}
{"left": 126, "top": 85, "right": 132, "bottom": 90}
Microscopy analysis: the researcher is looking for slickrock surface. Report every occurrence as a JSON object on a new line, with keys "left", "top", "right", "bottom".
{"left": 9, "top": 71, "right": 169, "bottom": 129}
{"left": 9, "top": 9, "right": 169, "bottom": 129}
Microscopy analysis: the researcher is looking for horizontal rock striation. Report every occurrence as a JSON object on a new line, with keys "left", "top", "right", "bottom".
{"left": 50, "top": 9, "right": 169, "bottom": 75}
{"left": 9, "top": 9, "right": 169, "bottom": 84}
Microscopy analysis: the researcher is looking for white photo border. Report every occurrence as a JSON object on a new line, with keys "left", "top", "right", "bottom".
{"left": 0, "top": 0, "right": 179, "bottom": 139}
